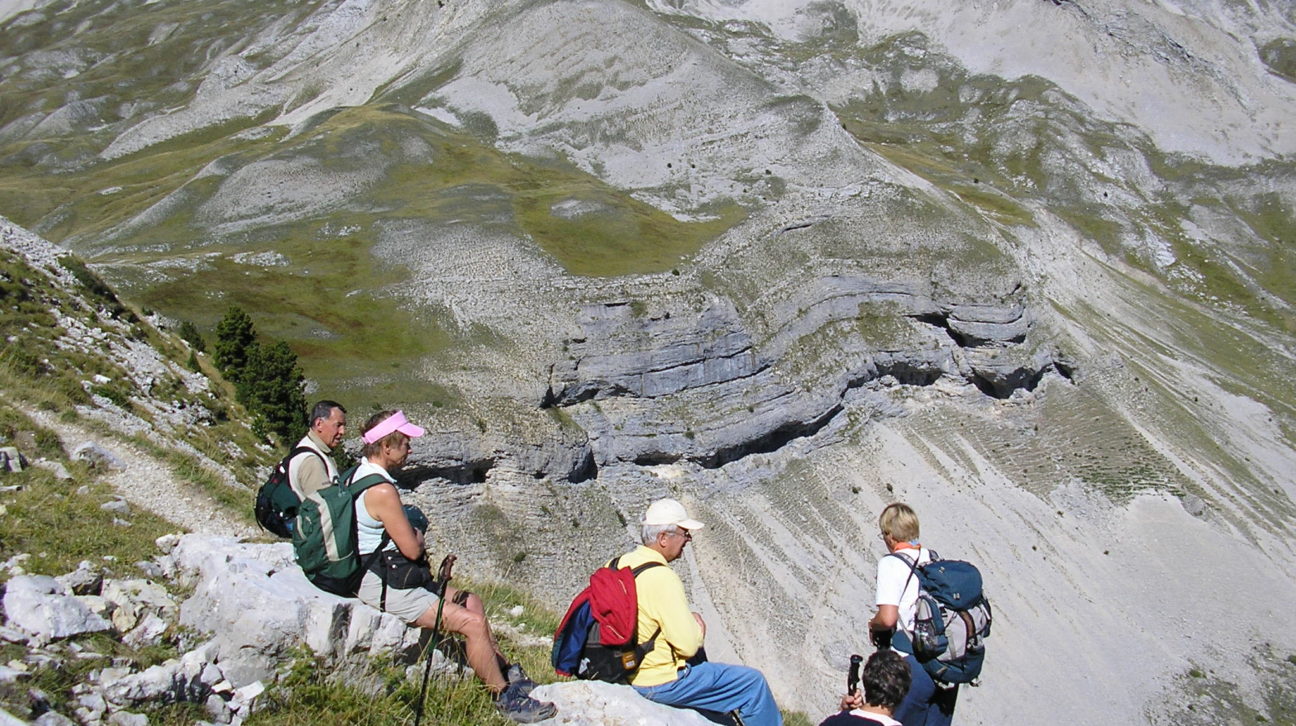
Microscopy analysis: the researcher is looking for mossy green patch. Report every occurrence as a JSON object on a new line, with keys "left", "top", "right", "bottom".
{"left": 514, "top": 188, "right": 745, "bottom": 277}
{"left": 854, "top": 301, "right": 924, "bottom": 348}
{"left": 1260, "top": 38, "right": 1296, "bottom": 83}
{"left": 1157, "top": 657, "right": 1296, "bottom": 726}
{"left": 3, "top": 100, "right": 749, "bottom": 412}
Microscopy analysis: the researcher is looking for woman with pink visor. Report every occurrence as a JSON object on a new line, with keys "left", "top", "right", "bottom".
{"left": 350, "top": 409, "right": 556, "bottom": 723}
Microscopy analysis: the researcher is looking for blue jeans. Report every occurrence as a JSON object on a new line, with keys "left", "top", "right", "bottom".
{"left": 893, "top": 651, "right": 959, "bottom": 726}
{"left": 633, "top": 661, "right": 782, "bottom": 726}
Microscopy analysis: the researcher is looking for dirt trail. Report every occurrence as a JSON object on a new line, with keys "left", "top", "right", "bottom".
{"left": 23, "top": 407, "right": 259, "bottom": 539}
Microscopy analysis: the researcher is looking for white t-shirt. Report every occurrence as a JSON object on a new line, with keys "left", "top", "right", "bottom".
{"left": 844, "top": 712, "right": 901, "bottom": 726}
{"left": 874, "top": 546, "right": 931, "bottom": 633}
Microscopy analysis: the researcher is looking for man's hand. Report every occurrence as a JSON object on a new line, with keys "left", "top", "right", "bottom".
{"left": 867, "top": 607, "right": 897, "bottom": 649}
{"left": 692, "top": 611, "right": 707, "bottom": 638}
{"left": 839, "top": 690, "right": 864, "bottom": 711}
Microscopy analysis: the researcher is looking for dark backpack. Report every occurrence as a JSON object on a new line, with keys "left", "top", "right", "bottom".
{"left": 254, "top": 446, "right": 324, "bottom": 538}
{"left": 552, "top": 556, "right": 663, "bottom": 682}
{"left": 292, "top": 466, "right": 390, "bottom": 597}
{"left": 890, "top": 550, "right": 992, "bottom": 685}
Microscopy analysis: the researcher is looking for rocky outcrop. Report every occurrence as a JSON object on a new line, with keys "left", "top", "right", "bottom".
{"left": 165, "top": 534, "right": 420, "bottom": 686}
{"left": 0, "top": 534, "right": 785, "bottom": 726}
{"left": 0, "top": 535, "right": 428, "bottom": 725}
{"left": 545, "top": 299, "right": 763, "bottom": 406}
{"left": 543, "top": 276, "right": 1068, "bottom": 469}
{"left": 398, "top": 419, "right": 597, "bottom": 485}
{"left": 531, "top": 681, "right": 717, "bottom": 725}
{"left": 2, "top": 576, "right": 111, "bottom": 644}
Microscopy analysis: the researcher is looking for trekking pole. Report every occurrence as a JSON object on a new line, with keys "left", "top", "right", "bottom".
{"left": 413, "top": 553, "right": 456, "bottom": 726}
{"left": 848, "top": 653, "right": 862, "bottom": 699}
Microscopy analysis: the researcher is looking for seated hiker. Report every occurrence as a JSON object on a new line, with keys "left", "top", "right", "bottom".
{"left": 821, "top": 649, "right": 911, "bottom": 725}
{"left": 351, "top": 409, "right": 556, "bottom": 723}
{"left": 867, "top": 503, "right": 959, "bottom": 726}
{"left": 288, "top": 400, "right": 348, "bottom": 497}
{"left": 620, "top": 498, "right": 782, "bottom": 726}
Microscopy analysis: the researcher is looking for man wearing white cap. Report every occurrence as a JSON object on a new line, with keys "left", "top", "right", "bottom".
{"left": 616, "top": 498, "right": 782, "bottom": 725}
{"left": 350, "top": 409, "right": 556, "bottom": 723}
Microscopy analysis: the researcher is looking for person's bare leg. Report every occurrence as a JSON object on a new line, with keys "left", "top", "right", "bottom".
{"left": 412, "top": 598, "right": 507, "bottom": 693}
{"left": 443, "top": 586, "right": 509, "bottom": 665}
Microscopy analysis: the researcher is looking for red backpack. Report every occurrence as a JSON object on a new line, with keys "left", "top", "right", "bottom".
{"left": 551, "top": 556, "right": 663, "bottom": 682}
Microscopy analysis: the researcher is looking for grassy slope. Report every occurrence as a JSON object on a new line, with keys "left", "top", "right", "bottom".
{"left": 0, "top": 241, "right": 570, "bottom": 725}
{"left": 829, "top": 33, "right": 1295, "bottom": 336}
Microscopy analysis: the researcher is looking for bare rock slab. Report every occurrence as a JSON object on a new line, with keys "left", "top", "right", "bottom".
{"left": 2, "top": 575, "right": 111, "bottom": 642}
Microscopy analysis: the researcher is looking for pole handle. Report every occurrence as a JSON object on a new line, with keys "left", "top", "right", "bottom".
{"left": 848, "top": 653, "right": 863, "bottom": 697}
{"left": 437, "top": 553, "right": 457, "bottom": 584}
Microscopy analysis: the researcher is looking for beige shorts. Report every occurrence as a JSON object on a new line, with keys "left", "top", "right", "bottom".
{"left": 356, "top": 568, "right": 439, "bottom": 623}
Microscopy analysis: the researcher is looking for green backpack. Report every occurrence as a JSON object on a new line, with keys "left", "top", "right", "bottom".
{"left": 292, "top": 467, "right": 391, "bottom": 597}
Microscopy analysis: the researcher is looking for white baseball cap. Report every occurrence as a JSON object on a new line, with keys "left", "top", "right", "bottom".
{"left": 642, "top": 498, "right": 705, "bottom": 531}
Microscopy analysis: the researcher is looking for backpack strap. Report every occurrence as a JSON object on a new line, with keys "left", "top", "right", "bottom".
{"left": 624, "top": 559, "right": 664, "bottom": 652}
{"left": 887, "top": 549, "right": 924, "bottom": 606}
{"left": 630, "top": 561, "right": 663, "bottom": 577}
{"left": 347, "top": 472, "right": 392, "bottom": 493}
{"left": 284, "top": 446, "right": 325, "bottom": 499}
{"left": 344, "top": 468, "right": 395, "bottom": 601}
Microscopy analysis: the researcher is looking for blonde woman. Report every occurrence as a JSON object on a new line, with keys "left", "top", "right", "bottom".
{"left": 861, "top": 503, "right": 959, "bottom": 726}
{"left": 351, "top": 410, "right": 555, "bottom": 723}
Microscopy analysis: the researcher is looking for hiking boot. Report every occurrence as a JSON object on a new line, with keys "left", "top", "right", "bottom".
{"left": 495, "top": 681, "right": 557, "bottom": 723}
{"left": 506, "top": 662, "right": 538, "bottom": 696}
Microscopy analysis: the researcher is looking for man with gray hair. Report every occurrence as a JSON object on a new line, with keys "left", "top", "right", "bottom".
{"left": 615, "top": 497, "right": 782, "bottom": 725}
{"left": 287, "top": 400, "right": 346, "bottom": 497}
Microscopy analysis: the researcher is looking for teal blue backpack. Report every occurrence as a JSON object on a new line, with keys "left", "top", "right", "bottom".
{"left": 889, "top": 551, "right": 992, "bottom": 684}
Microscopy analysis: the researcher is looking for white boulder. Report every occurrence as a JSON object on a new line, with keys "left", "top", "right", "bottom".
{"left": 2, "top": 575, "right": 111, "bottom": 642}
{"left": 530, "top": 681, "right": 718, "bottom": 725}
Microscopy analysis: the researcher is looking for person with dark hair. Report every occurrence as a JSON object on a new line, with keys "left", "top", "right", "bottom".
{"left": 349, "top": 410, "right": 556, "bottom": 723}
{"left": 865, "top": 503, "right": 959, "bottom": 725}
{"left": 820, "top": 650, "right": 911, "bottom": 725}
{"left": 287, "top": 400, "right": 347, "bottom": 497}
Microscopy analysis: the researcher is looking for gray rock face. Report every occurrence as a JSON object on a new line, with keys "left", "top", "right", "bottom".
{"left": 547, "top": 299, "right": 763, "bottom": 406}
{"left": 101, "top": 578, "right": 175, "bottom": 633}
{"left": 0, "top": 447, "right": 24, "bottom": 473}
{"left": 54, "top": 561, "right": 103, "bottom": 596}
{"left": 32, "top": 712, "right": 76, "bottom": 726}
{"left": 30, "top": 458, "right": 72, "bottom": 480}
{"left": 0, "top": 2, "right": 1293, "bottom": 723}
{"left": 171, "top": 535, "right": 419, "bottom": 686}
{"left": 71, "top": 442, "right": 125, "bottom": 471}
{"left": 2, "top": 576, "right": 112, "bottom": 642}
{"left": 106, "top": 711, "right": 149, "bottom": 726}
{"left": 544, "top": 277, "right": 1062, "bottom": 469}
{"left": 99, "top": 498, "right": 130, "bottom": 515}
{"left": 98, "top": 642, "right": 220, "bottom": 707}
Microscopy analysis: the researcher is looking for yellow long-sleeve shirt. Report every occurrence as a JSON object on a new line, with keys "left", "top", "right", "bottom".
{"left": 614, "top": 546, "right": 704, "bottom": 687}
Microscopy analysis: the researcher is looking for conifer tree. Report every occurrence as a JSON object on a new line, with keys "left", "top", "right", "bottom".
{"left": 238, "top": 341, "right": 307, "bottom": 443}
{"left": 213, "top": 306, "right": 256, "bottom": 383}
{"left": 178, "top": 320, "right": 206, "bottom": 353}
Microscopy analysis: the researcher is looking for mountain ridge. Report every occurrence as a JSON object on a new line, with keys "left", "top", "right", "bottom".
{"left": 2, "top": 1, "right": 1295, "bottom": 723}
